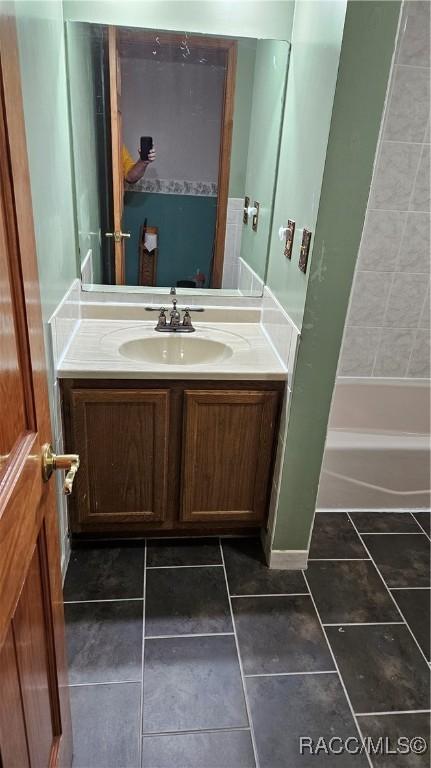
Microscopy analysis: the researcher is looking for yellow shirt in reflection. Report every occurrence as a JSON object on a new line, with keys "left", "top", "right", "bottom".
{"left": 122, "top": 145, "right": 135, "bottom": 178}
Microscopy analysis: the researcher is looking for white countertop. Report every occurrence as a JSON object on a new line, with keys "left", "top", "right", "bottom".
{"left": 58, "top": 319, "right": 288, "bottom": 380}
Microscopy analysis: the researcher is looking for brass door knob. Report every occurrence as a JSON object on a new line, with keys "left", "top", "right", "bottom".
{"left": 41, "top": 444, "right": 80, "bottom": 496}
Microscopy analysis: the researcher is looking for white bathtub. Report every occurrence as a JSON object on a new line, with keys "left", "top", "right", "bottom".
{"left": 317, "top": 378, "right": 431, "bottom": 511}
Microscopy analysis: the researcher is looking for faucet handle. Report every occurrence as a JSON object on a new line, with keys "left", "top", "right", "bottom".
{"left": 156, "top": 307, "right": 167, "bottom": 328}
{"left": 182, "top": 308, "right": 192, "bottom": 327}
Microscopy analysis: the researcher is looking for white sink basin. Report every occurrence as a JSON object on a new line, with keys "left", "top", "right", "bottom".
{"left": 119, "top": 336, "right": 233, "bottom": 365}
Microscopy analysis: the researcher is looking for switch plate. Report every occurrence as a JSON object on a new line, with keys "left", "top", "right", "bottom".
{"left": 298, "top": 229, "right": 312, "bottom": 273}
{"left": 243, "top": 196, "right": 250, "bottom": 225}
{"left": 284, "top": 219, "right": 295, "bottom": 259}
{"left": 252, "top": 201, "right": 260, "bottom": 232}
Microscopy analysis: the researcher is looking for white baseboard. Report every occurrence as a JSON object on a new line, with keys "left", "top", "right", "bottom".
{"left": 268, "top": 549, "right": 309, "bottom": 570}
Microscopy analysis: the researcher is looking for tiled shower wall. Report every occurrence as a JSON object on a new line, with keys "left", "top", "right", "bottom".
{"left": 339, "top": 1, "right": 430, "bottom": 378}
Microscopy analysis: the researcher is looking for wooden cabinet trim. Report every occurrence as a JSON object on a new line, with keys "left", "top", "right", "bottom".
{"left": 70, "top": 388, "right": 170, "bottom": 526}
{"left": 181, "top": 389, "right": 279, "bottom": 523}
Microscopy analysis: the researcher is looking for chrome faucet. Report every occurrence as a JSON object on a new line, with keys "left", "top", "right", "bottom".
{"left": 149, "top": 298, "right": 204, "bottom": 333}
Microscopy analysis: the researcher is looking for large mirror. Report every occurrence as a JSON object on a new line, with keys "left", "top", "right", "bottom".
{"left": 66, "top": 22, "right": 289, "bottom": 294}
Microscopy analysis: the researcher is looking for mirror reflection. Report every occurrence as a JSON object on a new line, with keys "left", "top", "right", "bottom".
{"left": 66, "top": 23, "right": 289, "bottom": 293}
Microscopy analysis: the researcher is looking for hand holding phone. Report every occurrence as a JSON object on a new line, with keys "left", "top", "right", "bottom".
{"left": 140, "top": 136, "right": 153, "bottom": 161}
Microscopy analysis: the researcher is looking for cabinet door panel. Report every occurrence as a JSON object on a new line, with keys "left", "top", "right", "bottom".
{"left": 70, "top": 389, "right": 169, "bottom": 525}
{"left": 181, "top": 390, "right": 278, "bottom": 522}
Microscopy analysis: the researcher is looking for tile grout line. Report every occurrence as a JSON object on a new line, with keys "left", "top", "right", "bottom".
{"left": 219, "top": 539, "right": 261, "bottom": 768}
{"left": 322, "top": 622, "right": 404, "bottom": 627}
{"left": 409, "top": 511, "right": 431, "bottom": 542}
{"left": 64, "top": 597, "right": 144, "bottom": 604}
{"left": 308, "top": 558, "right": 370, "bottom": 562}
{"left": 145, "top": 632, "right": 235, "bottom": 640}
{"left": 302, "top": 570, "right": 375, "bottom": 768}
{"left": 146, "top": 564, "right": 224, "bottom": 570}
{"left": 231, "top": 592, "right": 309, "bottom": 599}
{"left": 347, "top": 513, "right": 430, "bottom": 666}
{"left": 139, "top": 540, "right": 147, "bottom": 767}
{"left": 142, "top": 726, "right": 253, "bottom": 739}
{"left": 360, "top": 532, "right": 427, "bottom": 536}
{"left": 69, "top": 680, "right": 141, "bottom": 688}
{"left": 244, "top": 671, "right": 338, "bottom": 679}
{"left": 356, "top": 709, "right": 431, "bottom": 718}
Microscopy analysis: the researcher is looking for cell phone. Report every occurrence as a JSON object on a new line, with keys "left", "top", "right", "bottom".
{"left": 140, "top": 136, "right": 153, "bottom": 161}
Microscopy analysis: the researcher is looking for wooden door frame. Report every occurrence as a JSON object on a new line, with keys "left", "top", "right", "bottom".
{"left": 108, "top": 25, "right": 126, "bottom": 284}
{"left": 212, "top": 39, "right": 237, "bottom": 288}
{"left": 0, "top": 11, "right": 72, "bottom": 766}
{"left": 111, "top": 28, "right": 237, "bottom": 287}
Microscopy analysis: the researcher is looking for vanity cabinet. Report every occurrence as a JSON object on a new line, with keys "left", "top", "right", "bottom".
{"left": 181, "top": 390, "right": 278, "bottom": 524}
{"left": 61, "top": 380, "right": 283, "bottom": 539}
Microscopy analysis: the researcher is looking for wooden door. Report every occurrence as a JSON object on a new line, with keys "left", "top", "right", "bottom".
{"left": 69, "top": 389, "right": 170, "bottom": 529}
{"left": 108, "top": 25, "right": 125, "bottom": 284}
{"left": 0, "top": 13, "right": 72, "bottom": 768}
{"left": 181, "top": 390, "right": 279, "bottom": 522}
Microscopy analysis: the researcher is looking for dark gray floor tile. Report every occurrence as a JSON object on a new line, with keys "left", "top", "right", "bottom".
{"left": 358, "top": 713, "right": 431, "bottom": 767}
{"left": 145, "top": 566, "right": 232, "bottom": 636}
{"left": 363, "top": 534, "right": 430, "bottom": 588}
{"left": 351, "top": 512, "right": 423, "bottom": 533}
{"left": 309, "top": 513, "right": 367, "bottom": 559}
{"left": 222, "top": 538, "right": 306, "bottom": 595}
{"left": 307, "top": 560, "right": 400, "bottom": 624}
{"left": 64, "top": 546, "right": 145, "bottom": 601}
{"left": 414, "top": 512, "right": 431, "bottom": 537}
{"left": 247, "top": 673, "right": 368, "bottom": 767}
{"left": 142, "top": 730, "right": 255, "bottom": 768}
{"left": 391, "top": 589, "right": 430, "bottom": 661}
{"left": 142, "top": 635, "right": 248, "bottom": 733}
{"left": 326, "top": 624, "right": 430, "bottom": 714}
{"left": 146, "top": 538, "right": 222, "bottom": 567}
{"left": 70, "top": 683, "right": 140, "bottom": 768}
{"left": 66, "top": 600, "right": 143, "bottom": 684}
{"left": 232, "top": 595, "right": 334, "bottom": 675}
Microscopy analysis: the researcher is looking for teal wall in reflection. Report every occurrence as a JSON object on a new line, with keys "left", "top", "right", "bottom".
{"left": 123, "top": 193, "right": 217, "bottom": 287}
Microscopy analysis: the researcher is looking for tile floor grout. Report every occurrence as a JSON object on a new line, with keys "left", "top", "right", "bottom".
{"left": 409, "top": 510, "right": 431, "bottom": 541}
{"left": 231, "top": 592, "right": 309, "bottom": 598}
{"left": 244, "top": 670, "right": 338, "bottom": 678}
{"left": 347, "top": 512, "right": 431, "bottom": 667}
{"left": 138, "top": 540, "right": 147, "bottom": 767}
{"left": 64, "top": 597, "right": 144, "bottom": 604}
{"left": 356, "top": 709, "right": 431, "bottom": 718}
{"left": 145, "top": 632, "right": 235, "bottom": 640}
{"left": 302, "top": 569, "right": 375, "bottom": 768}
{"left": 360, "top": 532, "right": 427, "bottom": 536}
{"left": 219, "top": 538, "right": 261, "bottom": 768}
{"left": 142, "top": 726, "right": 253, "bottom": 738}
{"left": 322, "top": 621, "right": 405, "bottom": 627}
{"left": 146, "top": 564, "right": 224, "bottom": 569}
{"left": 308, "top": 557, "right": 371, "bottom": 561}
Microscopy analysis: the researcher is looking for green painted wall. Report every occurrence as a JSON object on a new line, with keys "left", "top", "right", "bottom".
{"left": 265, "top": 0, "right": 347, "bottom": 328}
{"left": 240, "top": 39, "right": 289, "bottom": 280}
{"left": 123, "top": 192, "right": 216, "bottom": 286}
{"left": 273, "top": 1, "right": 401, "bottom": 551}
{"left": 229, "top": 39, "right": 256, "bottom": 199}
{"left": 15, "top": 0, "right": 78, "bottom": 324}
{"left": 65, "top": 21, "right": 102, "bottom": 282}
{"left": 63, "top": 1, "right": 295, "bottom": 42}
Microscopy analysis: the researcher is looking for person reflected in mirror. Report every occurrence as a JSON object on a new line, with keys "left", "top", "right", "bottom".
{"left": 122, "top": 145, "right": 156, "bottom": 184}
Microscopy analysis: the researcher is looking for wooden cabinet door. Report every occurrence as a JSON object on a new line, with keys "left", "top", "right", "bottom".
{"left": 181, "top": 390, "right": 279, "bottom": 523}
{"left": 70, "top": 389, "right": 169, "bottom": 527}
